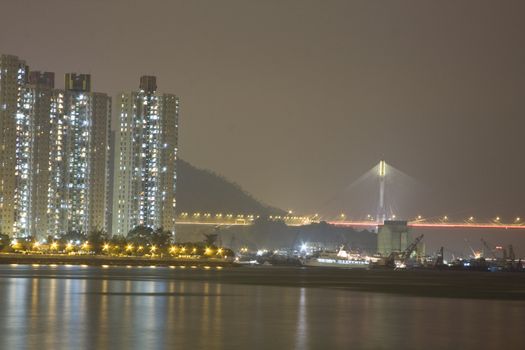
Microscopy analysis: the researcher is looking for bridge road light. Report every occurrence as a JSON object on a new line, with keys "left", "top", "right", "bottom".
{"left": 516, "top": 217, "right": 521, "bottom": 223}
{"left": 340, "top": 213, "right": 346, "bottom": 221}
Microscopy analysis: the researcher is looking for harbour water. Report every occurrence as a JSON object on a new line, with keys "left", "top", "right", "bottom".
{"left": 0, "top": 265, "right": 524, "bottom": 349}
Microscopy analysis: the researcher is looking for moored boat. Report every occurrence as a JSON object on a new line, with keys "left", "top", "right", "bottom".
{"left": 301, "top": 247, "right": 370, "bottom": 269}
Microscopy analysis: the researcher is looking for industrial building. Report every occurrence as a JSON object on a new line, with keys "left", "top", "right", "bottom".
{"left": 377, "top": 220, "right": 409, "bottom": 256}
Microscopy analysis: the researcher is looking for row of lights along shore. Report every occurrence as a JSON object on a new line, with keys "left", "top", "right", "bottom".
{"left": 177, "top": 212, "right": 522, "bottom": 224}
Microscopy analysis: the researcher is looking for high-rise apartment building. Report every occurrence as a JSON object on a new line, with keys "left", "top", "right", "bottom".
{"left": 0, "top": 54, "right": 28, "bottom": 236}
{"left": 26, "top": 71, "right": 60, "bottom": 238}
{"left": 63, "top": 74, "right": 111, "bottom": 235}
{"left": 0, "top": 57, "right": 112, "bottom": 238}
{"left": 112, "top": 76, "right": 179, "bottom": 236}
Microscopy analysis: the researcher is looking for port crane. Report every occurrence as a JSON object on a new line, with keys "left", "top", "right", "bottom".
{"left": 385, "top": 234, "right": 424, "bottom": 268}
{"left": 480, "top": 238, "right": 496, "bottom": 259}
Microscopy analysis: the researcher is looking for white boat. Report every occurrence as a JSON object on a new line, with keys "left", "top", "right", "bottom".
{"left": 301, "top": 247, "right": 370, "bottom": 269}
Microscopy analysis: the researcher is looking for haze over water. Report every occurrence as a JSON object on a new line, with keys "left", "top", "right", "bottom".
{"left": 1, "top": 265, "right": 524, "bottom": 350}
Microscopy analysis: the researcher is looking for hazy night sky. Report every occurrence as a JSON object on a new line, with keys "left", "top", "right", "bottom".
{"left": 2, "top": 0, "right": 524, "bottom": 220}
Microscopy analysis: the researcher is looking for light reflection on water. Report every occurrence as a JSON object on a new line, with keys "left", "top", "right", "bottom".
{"left": 0, "top": 266, "right": 524, "bottom": 349}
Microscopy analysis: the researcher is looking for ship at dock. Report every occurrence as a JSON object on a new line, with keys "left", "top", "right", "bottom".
{"left": 301, "top": 247, "right": 370, "bottom": 269}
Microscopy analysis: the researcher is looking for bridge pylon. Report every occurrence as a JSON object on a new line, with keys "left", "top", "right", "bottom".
{"left": 376, "top": 160, "right": 387, "bottom": 224}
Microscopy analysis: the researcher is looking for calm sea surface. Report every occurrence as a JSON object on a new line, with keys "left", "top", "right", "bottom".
{"left": 0, "top": 265, "right": 524, "bottom": 350}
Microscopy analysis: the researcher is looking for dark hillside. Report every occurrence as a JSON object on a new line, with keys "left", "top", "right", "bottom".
{"left": 177, "top": 159, "right": 284, "bottom": 216}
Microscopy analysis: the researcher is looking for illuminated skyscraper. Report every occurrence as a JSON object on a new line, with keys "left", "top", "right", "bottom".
{"left": 111, "top": 76, "right": 179, "bottom": 236}
{"left": 63, "top": 74, "right": 111, "bottom": 234}
{"left": 25, "top": 71, "right": 61, "bottom": 238}
{"left": 0, "top": 54, "right": 29, "bottom": 236}
{"left": 1, "top": 56, "right": 111, "bottom": 238}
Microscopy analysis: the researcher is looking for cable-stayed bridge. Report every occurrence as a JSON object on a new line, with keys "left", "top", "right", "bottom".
{"left": 176, "top": 212, "right": 525, "bottom": 230}
{"left": 177, "top": 161, "right": 524, "bottom": 231}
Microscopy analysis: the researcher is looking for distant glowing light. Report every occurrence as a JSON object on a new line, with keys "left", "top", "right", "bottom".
{"left": 379, "top": 160, "right": 386, "bottom": 177}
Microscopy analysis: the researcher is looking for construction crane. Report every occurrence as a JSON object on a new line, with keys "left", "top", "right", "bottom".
{"left": 464, "top": 238, "right": 479, "bottom": 259}
{"left": 480, "top": 238, "right": 496, "bottom": 259}
{"left": 401, "top": 234, "right": 424, "bottom": 260}
{"left": 385, "top": 234, "right": 424, "bottom": 268}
